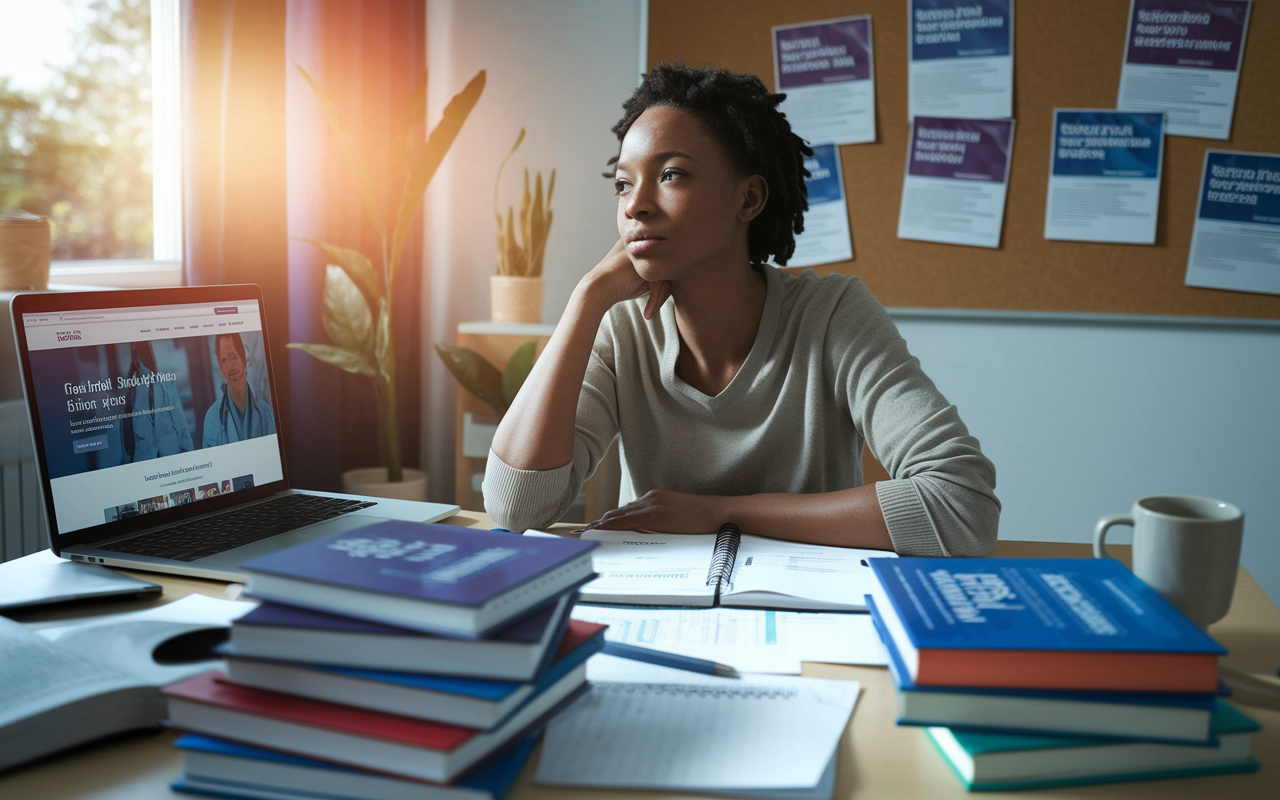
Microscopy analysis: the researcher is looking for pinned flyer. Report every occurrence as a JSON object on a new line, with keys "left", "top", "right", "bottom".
{"left": 788, "top": 144, "right": 853, "bottom": 268}
{"left": 1185, "top": 150, "right": 1280, "bottom": 296}
{"left": 908, "top": 0, "right": 1013, "bottom": 120}
{"left": 897, "top": 117, "right": 1015, "bottom": 249}
{"left": 1117, "top": 0, "right": 1251, "bottom": 140}
{"left": 772, "top": 16, "right": 876, "bottom": 146}
{"left": 1044, "top": 110, "right": 1165, "bottom": 245}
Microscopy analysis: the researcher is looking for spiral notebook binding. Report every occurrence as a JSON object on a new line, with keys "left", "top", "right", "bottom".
{"left": 705, "top": 522, "right": 742, "bottom": 594}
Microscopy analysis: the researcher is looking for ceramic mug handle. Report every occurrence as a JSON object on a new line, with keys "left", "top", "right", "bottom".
{"left": 1093, "top": 514, "right": 1133, "bottom": 559}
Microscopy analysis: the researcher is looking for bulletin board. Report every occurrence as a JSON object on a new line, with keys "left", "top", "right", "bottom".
{"left": 647, "top": 0, "right": 1280, "bottom": 318}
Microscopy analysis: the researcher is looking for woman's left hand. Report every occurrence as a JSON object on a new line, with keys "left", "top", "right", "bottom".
{"left": 581, "top": 490, "right": 724, "bottom": 534}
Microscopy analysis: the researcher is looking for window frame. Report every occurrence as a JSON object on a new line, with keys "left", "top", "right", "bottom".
{"left": 46, "top": 0, "right": 183, "bottom": 289}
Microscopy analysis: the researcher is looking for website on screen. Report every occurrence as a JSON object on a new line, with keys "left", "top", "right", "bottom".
{"left": 22, "top": 300, "right": 284, "bottom": 533}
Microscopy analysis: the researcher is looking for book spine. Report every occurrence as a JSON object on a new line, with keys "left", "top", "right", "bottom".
{"left": 706, "top": 524, "right": 741, "bottom": 594}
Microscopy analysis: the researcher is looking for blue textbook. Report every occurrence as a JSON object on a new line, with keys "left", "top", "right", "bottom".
{"left": 868, "top": 595, "right": 1217, "bottom": 743}
{"left": 240, "top": 522, "right": 597, "bottom": 638}
{"left": 868, "top": 557, "right": 1225, "bottom": 693}
{"left": 172, "top": 731, "right": 538, "bottom": 800}
{"left": 926, "top": 701, "right": 1260, "bottom": 791}
{"left": 228, "top": 592, "right": 576, "bottom": 680}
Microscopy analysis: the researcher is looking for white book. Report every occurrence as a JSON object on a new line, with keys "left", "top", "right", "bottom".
{"left": 576, "top": 526, "right": 896, "bottom": 611}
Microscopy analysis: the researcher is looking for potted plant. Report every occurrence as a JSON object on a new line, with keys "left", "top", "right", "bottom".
{"left": 490, "top": 129, "right": 555, "bottom": 323}
{"left": 288, "top": 67, "right": 485, "bottom": 498}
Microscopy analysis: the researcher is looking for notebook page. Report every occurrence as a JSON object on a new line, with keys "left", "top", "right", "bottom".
{"left": 538, "top": 655, "right": 860, "bottom": 791}
{"left": 723, "top": 536, "right": 897, "bottom": 609}
{"left": 578, "top": 531, "right": 718, "bottom": 603}
{"left": 570, "top": 606, "right": 886, "bottom": 673}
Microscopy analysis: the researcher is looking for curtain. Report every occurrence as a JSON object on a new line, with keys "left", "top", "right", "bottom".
{"left": 183, "top": 0, "right": 424, "bottom": 491}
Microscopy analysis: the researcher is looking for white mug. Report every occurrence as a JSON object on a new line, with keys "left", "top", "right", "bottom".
{"left": 1094, "top": 495, "right": 1244, "bottom": 629}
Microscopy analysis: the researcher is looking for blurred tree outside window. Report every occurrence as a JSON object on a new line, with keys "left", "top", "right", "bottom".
{"left": 0, "top": 0, "right": 154, "bottom": 261}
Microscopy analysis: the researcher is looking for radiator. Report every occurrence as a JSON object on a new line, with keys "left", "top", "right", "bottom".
{"left": 0, "top": 399, "right": 46, "bottom": 561}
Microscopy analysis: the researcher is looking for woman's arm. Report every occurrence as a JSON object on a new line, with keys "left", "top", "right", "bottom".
{"left": 582, "top": 486, "right": 895, "bottom": 551}
{"left": 490, "top": 240, "right": 668, "bottom": 470}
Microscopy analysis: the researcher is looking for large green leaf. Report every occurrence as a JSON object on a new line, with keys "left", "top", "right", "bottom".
{"left": 286, "top": 342, "right": 376, "bottom": 376}
{"left": 388, "top": 70, "right": 486, "bottom": 291}
{"left": 298, "top": 239, "right": 381, "bottom": 306}
{"left": 322, "top": 265, "right": 374, "bottom": 355}
{"left": 297, "top": 65, "right": 386, "bottom": 233}
{"left": 435, "top": 343, "right": 506, "bottom": 414}
{"left": 502, "top": 341, "right": 537, "bottom": 406}
{"left": 390, "top": 70, "right": 429, "bottom": 176}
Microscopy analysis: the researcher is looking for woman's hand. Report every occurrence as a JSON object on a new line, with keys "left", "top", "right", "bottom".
{"left": 582, "top": 239, "right": 671, "bottom": 320}
{"left": 580, "top": 490, "right": 724, "bottom": 534}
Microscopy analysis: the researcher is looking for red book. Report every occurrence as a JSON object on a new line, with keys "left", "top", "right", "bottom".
{"left": 164, "top": 663, "right": 587, "bottom": 782}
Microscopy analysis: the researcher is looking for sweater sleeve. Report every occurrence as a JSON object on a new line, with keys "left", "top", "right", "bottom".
{"left": 834, "top": 284, "right": 1000, "bottom": 557}
{"left": 482, "top": 315, "right": 621, "bottom": 532}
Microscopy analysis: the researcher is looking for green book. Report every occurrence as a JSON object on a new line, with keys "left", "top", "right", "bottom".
{"left": 926, "top": 700, "right": 1261, "bottom": 791}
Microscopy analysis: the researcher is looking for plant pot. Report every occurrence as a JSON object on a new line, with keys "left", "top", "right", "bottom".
{"left": 341, "top": 467, "right": 429, "bottom": 501}
{"left": 490, "top": 275, "right": 544, "bottom": 324}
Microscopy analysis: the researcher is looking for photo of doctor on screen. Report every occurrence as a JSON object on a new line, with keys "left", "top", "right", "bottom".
{"left": 202, "top": 332, "right": 276, "bottom": 448}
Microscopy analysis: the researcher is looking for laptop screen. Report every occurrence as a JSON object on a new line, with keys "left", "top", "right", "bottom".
{"left": 18, "top": 296, "right": 285, "bottom": 536}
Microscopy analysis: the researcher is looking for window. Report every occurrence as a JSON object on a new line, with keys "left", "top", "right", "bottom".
{"left": 0, "top": 0, "right": 180, "bottom": 287}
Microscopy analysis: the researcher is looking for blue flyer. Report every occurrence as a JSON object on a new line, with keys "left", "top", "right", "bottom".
{"left": 1044, "top": 109, "right": 1165, "bottom": 244}
{"left": 908, "top": 0, "right": 1013, "bottom": 120}
{"left": 1185, "top": 150, "right": 1280, "bottom": 296}
{"left": 789, "top": 144, "right": 853, "bottom": 267}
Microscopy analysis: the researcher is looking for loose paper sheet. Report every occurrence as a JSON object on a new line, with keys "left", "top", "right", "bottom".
{"left": 1044, "top": 109, "right": 1165, "bottom": 244}
{"left": 788, "top": 143, "right": 854, "bottom": 268}
{"left": 773, "top": 16, "right": 876, "bottom": 146}
{"left": 571, "top": 605, "right": 887, "bottom": 674}
{"left": 539, "top": 653, "right": 860, "bottom": 792}
{"left": 897, "top": 116, "right": 1015, "bottom": 249}
{"left": 1185, "top": 150, "right": 1280, "bottom": 296}
{"left": 907, "top": 0, "right": 1013, "bottom": 120}
{"left": 1117, "top": 0, "right": 1251, "bottom": 140}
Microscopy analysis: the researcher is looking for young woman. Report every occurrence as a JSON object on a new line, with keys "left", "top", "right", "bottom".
{"left": 484, "top": 63, "right": 998, "bottom": 556}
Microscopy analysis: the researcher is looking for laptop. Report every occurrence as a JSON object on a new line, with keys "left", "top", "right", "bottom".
{"left": 9, "top": 284, "right": 459, "bottom": 582}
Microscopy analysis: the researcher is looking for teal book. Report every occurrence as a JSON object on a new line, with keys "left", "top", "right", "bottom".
{"left": 926, "top": 700, "right": 1261, "bottom": 791}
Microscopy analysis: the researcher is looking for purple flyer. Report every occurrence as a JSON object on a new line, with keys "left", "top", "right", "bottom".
{"left": 772, "top": 16, "right": 877, "bottom": 146}
{"left": 1125, "top": 0, "right": 1249, "bottom": 71}
{"left": 1118, "top": 0, "right": 1252, "bottom": 139}
{"left": 774, "top": 17, "right": 872, "bottom": 89}
{"left": 907, "top": 117, "right": 1014, "bottom": 182}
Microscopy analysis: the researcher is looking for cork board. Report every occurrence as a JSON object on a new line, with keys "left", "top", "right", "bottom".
{"left": 647, "top": 0, "right": 1280, "bottom": 318}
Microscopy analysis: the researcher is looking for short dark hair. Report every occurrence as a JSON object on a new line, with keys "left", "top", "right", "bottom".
{"left": 608, "top": 61, "right": 813, "bottom": 268}
{"left": 214, "top": 333, "right": 245, "bottom": 364}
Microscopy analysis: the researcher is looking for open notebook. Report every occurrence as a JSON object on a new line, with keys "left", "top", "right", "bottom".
{"left": 572, "top": 526, "right": 897, "bottom": 610}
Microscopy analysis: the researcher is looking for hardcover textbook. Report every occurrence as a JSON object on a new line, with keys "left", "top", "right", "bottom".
{"left": 577, "top": 525, "right": 896, "bottom": 610}
{"left": 241, "top": 522, "right": 597, "bottom": 637}
{"left": 868, "top": 557, "right": 1226, "bottom": 692}
{"left": 228, "top": 592, "right": 577, "bottom": 680}
{"left": 926, "top": 701, "right": 1261, "bottom": 790}
{"left": 869, "top": 596, "right": 1217, "bottom": 743}
{"left": 173, "top": 731, "right": 538, "bottom": 800}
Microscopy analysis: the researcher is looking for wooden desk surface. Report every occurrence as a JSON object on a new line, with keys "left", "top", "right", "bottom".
{"left": 3, "top": 514, "right": 1278, "bottom": 799}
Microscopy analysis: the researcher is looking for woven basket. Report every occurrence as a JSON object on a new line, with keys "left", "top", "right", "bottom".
{"left": 0, "top": 213, "right": 51, "bottom": 291}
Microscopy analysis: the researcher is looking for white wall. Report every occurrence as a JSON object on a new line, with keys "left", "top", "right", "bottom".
{"left": 890, "top": 310, "right": 1280, "bottom": 606}
{"left": 421, "top": 0, "right": 643, "bottom": 506}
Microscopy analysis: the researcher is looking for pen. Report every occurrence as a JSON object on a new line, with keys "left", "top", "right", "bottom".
{"left": 602, "top": 641, "right": 741, "bottom": 678}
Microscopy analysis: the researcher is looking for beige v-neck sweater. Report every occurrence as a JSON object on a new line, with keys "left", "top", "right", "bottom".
{"left": 484, "top": 267, "right": 999, "bottom": 556}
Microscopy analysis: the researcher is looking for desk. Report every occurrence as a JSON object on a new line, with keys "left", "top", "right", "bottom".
{"left": 3, "top": 514, "right": 1278, "bottom": 799}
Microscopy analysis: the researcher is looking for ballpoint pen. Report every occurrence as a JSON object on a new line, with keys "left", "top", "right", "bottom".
{"left": 602, "top": 640, "right": 741, "bottom": 678}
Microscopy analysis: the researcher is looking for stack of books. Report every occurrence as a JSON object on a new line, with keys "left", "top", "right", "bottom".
{"left": 867, "top": 557, "right": 1263, "bottom": 791}
{"left": 163, "top": 521, "right": 603, "bottom": 800}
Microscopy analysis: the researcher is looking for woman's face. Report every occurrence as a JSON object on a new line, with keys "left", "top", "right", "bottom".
{"left": 614, "top": 105, "right": 763, "bottom": 283}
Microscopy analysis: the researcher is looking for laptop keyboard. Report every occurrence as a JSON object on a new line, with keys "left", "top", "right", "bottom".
{"left": 99, "top": 494, "right": 377, "bottom": 562}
